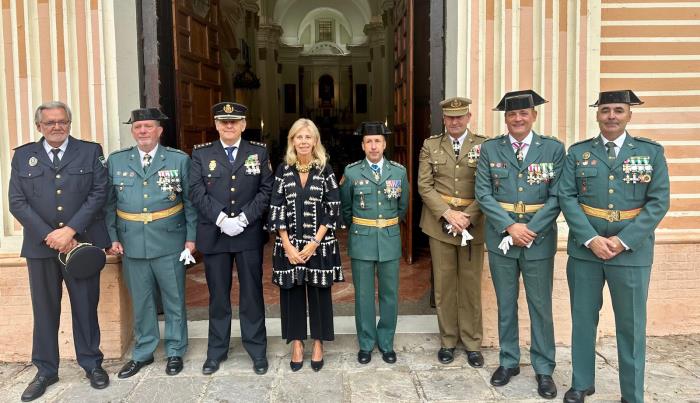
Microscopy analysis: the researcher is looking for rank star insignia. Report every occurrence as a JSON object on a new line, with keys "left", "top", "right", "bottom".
{"left": 209, "top": 160, "right": 217, "bottom": 171}
{"left": 28, "top": 156, "right": 38, "bottom": 166}
{"left": 223, "top": 104, "right": 234, "bottom": 113}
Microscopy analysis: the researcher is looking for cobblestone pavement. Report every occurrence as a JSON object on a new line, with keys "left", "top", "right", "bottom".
{"left": 1, "top": 333, "right": 698, "bottom": 402}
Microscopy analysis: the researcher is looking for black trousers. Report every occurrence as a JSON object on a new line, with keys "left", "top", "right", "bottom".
{"left": 27, "top": 257, "right": 103, "bottom": 376}
{"left": 280, "top": 284, "right": 334, "bottom": 343}
{"left": 204, "top": 250, "right": 267, "bottom": 361}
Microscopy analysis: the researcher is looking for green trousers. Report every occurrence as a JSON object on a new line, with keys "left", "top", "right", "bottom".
{"left": 567, "top": 256, "right": 650, "bottom": 403}
{"left": 488, "top": 251, "right": 555, "bottom": 375}
{"left": 351, "top": 258, "right": 399, "bottom": 352}
{"left": 123, "top": 253, "right": 188, "bottom": 360}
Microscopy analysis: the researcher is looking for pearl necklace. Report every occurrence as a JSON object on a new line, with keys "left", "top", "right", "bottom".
{"left": 295, "top": 161, "right": 313, "bottom": 173}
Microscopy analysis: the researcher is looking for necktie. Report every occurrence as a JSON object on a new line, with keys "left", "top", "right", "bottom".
{"left": 51, "top": 148, "right": 61, "bottom": 170}
{"left": 512, "top": 142, "right": 526, "bottom": 162}
{"left": 225, "top": 146, "right": 237, "bottom": 164}
{"left": 143, "top": 154, "right": 152, "bottom": 172}
{"left": 453, "top": 140, "right": 460, "bottom": 156}
{"left": 371, "top": 163, "right": 381, "bottom": 180}
{"left": 606, "top": 142, "right": 616, "bottom": 160}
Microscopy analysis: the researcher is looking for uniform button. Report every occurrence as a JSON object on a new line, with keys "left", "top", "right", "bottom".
{"left": 377, "top": 191, "right": 381, "bottom": 194}
{"left": 580, "top": 172, "right": 585, "bottom": 176}
{"left": 58, "top": 222, "right": 64, "bottom": 227}
{"left": 609, "top": 175, "right": 614, "bottom": 180}
{"left": 231, "top": 213, "right": 235, "bottom": 216}
{"left": 207, "top": 174, "right": 212, "bottom": 177}
{"left": 231, "top": 200, "right": 235, "bottom": 204}
{"left": 144, "top": 194, "right": 149, "bottom": 198}
{"left": 608, "top": 189, "right": 614, "bottom": 194}
{"left": 144, "top": 181, "right": 148, "bottom": 186}
{"left": 120, "top": 182, "right": 124, "bottom": 186}
{"left": 518, "top": 187, "right": 524, "bottom": 192}
{"left": 518, "top": 214, "right": 524, "bottom": 219}
{"left": 230, "top": 187, "right": 235, "bottom": 192}
{"left": 355, "top": 230, "right": 358, "bottom": 233}
{"left": 378, "top": 214, "right": 383, "bottom": 218}
{"left": 378, "top": 202, "right": 382, "bottom": 206}
{"left": 56, "top": 174, "right": 61, "bottom": 179}
{"left": 232, "top": 175, "right": 236, "bottom": 180}
{"left": 455, "top": 165, "right": 459, "bottom": 168}
{"left": 608, "top": 204, "right": 614, "bottom": 209}
{"left": 56, "top": 189, "right": 62, "bottom": 195}
{"left": 518, "top": 173, "right": 523, "bottom": 178}
{"left": 79, "top": 169, "right": 83, "bottom": 173}
{"left": 57, "top": 206, "right": 63, "bottom": 211}
{"left": 455, "top": 178, "right": 459, "bottom": 182}
{"left": 455, "top": 191, "right": 459, "bottom": 194}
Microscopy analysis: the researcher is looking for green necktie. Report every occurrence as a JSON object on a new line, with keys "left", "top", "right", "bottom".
{"left": 606, "top": 142, "right": 616, "bottom": 160}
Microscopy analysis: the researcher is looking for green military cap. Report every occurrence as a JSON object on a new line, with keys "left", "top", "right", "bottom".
{"left": 590, "top": 90, "right": 644, "bottom": 107}
{"left": 123, "top": 107, "right": 169, "bottom": 124}
{"left": 212, "top": 101, "right": 247, "bottom": 120}
{"left": 493, "top": 89, "right": 547, "bottom": 111}
{"left": 440, "top": 97, "right": 472, "bottom": 116}
{"left": 354, "top": 121, "right": 391, "bottom": 136}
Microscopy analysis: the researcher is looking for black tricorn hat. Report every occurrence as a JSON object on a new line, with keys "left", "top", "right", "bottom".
{"left": 212, "top": 101, "right": 247, "bottom": 120}
{"left": 123, "top": 108, "right": 169, "bottom": 124}
{"left": 493, "top": 89, "right": 548, "bottom": 111}
{"left": 58, "top": 243, "right": 106, "bottom": 280}
{"left": 590, "top": 90, "right": 644, "bottom": 107}
{"left": 354, "top": 121, "right": 392, "bottom": 136}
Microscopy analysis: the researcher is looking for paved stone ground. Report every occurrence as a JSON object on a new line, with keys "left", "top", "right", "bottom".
{"left": 1, "top": 334, "right": 698, "bottom": 402}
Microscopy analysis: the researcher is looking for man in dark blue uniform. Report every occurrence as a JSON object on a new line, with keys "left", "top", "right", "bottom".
{"left": 9, "top": 101, "right": 111, "bottom": 401}
{"left": 189, "top": 101, "right": 274, "bottom": 375}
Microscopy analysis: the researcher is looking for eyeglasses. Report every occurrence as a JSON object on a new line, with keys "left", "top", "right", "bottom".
{"left": 40, "top": 120, "right": 71, "bottom": 127}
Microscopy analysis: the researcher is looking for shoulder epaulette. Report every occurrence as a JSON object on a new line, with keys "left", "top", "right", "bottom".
{"left": 473, "top": 132, "right": 487, "bottom": 139}
{"left": 165, "top": 146, "right": 187, "bottom": 155}
{"left": 347, "top": 160, "right": 363, "bottom": 168}
{"left": 427, "top": 133, "right": 444, "bottom": 139}
{"left": 483, "top": 135, "right": 504, "bottom": 143}
{"left": 389, "top": 160, "right": 404, "bottom": 168}
{"left": 569, "top": 137, "right": 594, "bottom": 147}
{"left": 249, "top": 140, "right": 267, "bottom": 148}
{"left": 110, "top": 145, "right": 134, "bottom": 155}
{"left": 541, "top": 134, "right": 562, "bottom": 142}
{"left": 13, "top": 142, "right": 33, "bottom": 151}
{"left": 635, "top": 136, "right": 662, "bottom": 147}
{"left": 193, "top": 141, "right": 213, "bottom": 150}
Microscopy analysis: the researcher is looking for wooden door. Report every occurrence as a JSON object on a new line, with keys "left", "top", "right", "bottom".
{"left": 172, "top": 0, "right": 221, "bottom": 154}
{"left": 393, "top": 0, "right": 414, "bottom": 263}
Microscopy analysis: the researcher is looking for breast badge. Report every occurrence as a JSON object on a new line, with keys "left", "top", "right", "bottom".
{"left": 28, "top": 156, "right": 38, "bottom": 167}
{"left": 209, "top": 160, "right": 217, "bottom": 171}
{"left": 527, "top": 163, "right": 555, "bottom": 185}
{"left": 384, "top": 180, "right": 402, "bottom": 199}
{"left": 623, "top": 156, "right": 652, "bottom": 184}
{"left": 244, "top": 154, "right": 261, "bottom": 175}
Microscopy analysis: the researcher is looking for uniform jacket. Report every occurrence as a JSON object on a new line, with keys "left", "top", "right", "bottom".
{"left": 418, "top": 131, "right": 487, "bottom": 245}
{"left": 558, "top": 134, "right": 670, "bottom": 266}
{"left": 9, "top": 136, "right": 110, "bottom": 258}
{"left": 475, "top": 132, "right": 564, "bottom": 260}
{"left": 104, "top": 145, "right": 197, "bottom": 259}
{"left": 189, "top": 139, "right": 273, "bottom": 253}
{"left": 340, "top": 159, "right": 409, "bottom": 262}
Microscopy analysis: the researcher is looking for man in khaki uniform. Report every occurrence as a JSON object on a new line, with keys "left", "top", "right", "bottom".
{"left": 418, "top": 97, "right": 488, "bottom": 367}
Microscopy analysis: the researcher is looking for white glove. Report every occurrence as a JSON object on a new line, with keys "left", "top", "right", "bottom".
{"left": 179, "top": 248, "right": 196, "bottom": 265}
{"left": 498, "top": 236, "right": 514, "bottom": 254}
{"left": 460, "top": 228, "right": 474, "bottom": 246}
{"left": 237, "top": 213, "right": 249, "bottom": 227}
{"left": 220, "top": 217, "right": 244, "bottom": 236}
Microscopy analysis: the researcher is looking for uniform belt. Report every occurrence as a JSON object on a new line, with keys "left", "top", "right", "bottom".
{"left": 498, "top": 201, "right": 545, "bottom": 214}
{"left": 440, "top": 194, "right": 475, "bottom": 207}
{"left": 117, "top": 203, "right": 184, "bottom": 223}
{"left": 580, "top": 203, "right": 641, "bottom": 222}
{"left": 352, "top": 217, "right": 399, "bottom": 228}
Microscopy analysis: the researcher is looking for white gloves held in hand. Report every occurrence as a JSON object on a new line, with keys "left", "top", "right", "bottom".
{"left": 445, "top": 224, "right": 474, "bottom": 246}
{"left": 217, "top": 212, "right": 249, "bottom": 237}
{"left": 498, "top": 236, "right": 533, "bottom": 254}
{"left": 179, "top": 248, "right": 196, "bottom": 265}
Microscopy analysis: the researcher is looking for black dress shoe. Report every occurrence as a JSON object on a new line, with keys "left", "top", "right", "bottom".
{"left": 310, "top": 341, "right": 323, "bottom": 372}
{"left": 290, "top": 341, "right": 304, "bottom": 372}
{"left": 117, "top": 358, "right": 154, "bottom": 379}
{"left": 253, "top": 358, "right": 269, "bottom": 375}
{"left": 621, "top": 398, "right": 629, "bottom": 403}
{"left": 466, "top": 350, "right": 484, "bottom": 368}
{"left": 535, "top": 374, "right": 557, "bottom": 399}
{"left": 202, "top": 357, "right": 225, "bottom": 375}
{"left": 86, "top": 367, "right": 109, "bottom": 389}
{"left": 381, "top": 350, "right": 397, "bottom": 364}
{"left": 563, "top": 387, "right": 595, "bottom": 403}
{"left": 437, "top": 347, "right": 455, "bottom": 364}
{"left": 490, "top": 366, "right": 520, "bottom": 386}
{"left": 21, "top": 375, "right": 58, "bottom": 402}
{"left": 357, "top": 350, "right": 372, "bottom": 364}
{"left": 166, "top": 356, "right": 183, "bottom": 376}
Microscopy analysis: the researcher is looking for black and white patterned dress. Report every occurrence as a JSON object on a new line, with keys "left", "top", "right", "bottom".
{"left": 268, "top": 163, "right": 343, "bottom": 288}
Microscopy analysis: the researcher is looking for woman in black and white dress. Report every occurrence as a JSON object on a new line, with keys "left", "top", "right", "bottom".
{"left": 268, "top": 118, "right": 343, "bottom": 372}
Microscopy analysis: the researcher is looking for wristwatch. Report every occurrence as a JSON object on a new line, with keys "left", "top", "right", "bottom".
{"left": 311, "top": 238, "right": 321, "bottom": 245}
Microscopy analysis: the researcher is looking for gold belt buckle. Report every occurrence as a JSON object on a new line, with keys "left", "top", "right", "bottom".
{"left": 607, "top": 210, "right": 620, "bottom": 222}
{"left": 141, "top": 212, "right": 153, "bottom": 223}
{"left": 376, "top": 218, "right": 387, "bottom": 227}
{"left": 514, "top": 201, "right": 526, "bottom": 214}
{"left": 450, "top": 197, "right": 461, "bottom": 206}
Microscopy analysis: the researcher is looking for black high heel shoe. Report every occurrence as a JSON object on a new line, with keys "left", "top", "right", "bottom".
{"left": 290, "top": 340, "right": 304, "bottom": 372}
{"left": 310, "top": 340, "right": 324, "bottom": 372}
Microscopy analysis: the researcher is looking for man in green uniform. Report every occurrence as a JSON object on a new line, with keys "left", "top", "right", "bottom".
{"left": 560, "top": 90, "right": 669, "bottom": 403}
{"left": 340, "top": 122, "right": 409, "bottom": 365}
{"left": 105, "top": 108, "right": 197, "bottom": 378}
{"left": 475, "top": 90, "right": 563, "bottom": 399}
{"left": 417, "top": 97, "right": 487, "bottom": 367}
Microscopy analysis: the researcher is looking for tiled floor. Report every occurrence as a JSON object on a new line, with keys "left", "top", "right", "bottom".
{"left": 185, "top": 230, "right": 434, "bottom": 320}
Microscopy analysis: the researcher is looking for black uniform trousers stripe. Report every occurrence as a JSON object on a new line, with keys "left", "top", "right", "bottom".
{"left": 27, "top": 257, "right": 103, "bottom": 376}
{"left": 204, "top": 250, "right": 267, "bottom": 361}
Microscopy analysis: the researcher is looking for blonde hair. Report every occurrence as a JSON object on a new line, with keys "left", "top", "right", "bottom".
{"left": 284, "top": 118, "right": 328, "bottom": 169}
